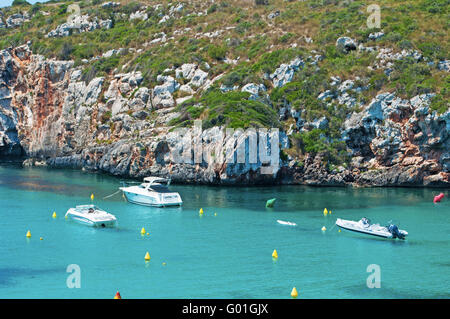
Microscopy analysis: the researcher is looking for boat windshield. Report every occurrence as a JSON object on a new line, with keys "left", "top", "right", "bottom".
{"left": 361, "top": 217, "right": 370, "bottom": 225}
{"left": 148, "top": 184, "right": 171, "bottom": 193}
{"left": 139, "top": 182, "right": 172, "bottom": 193}
{"left": 75, "top": 205, "right": 100, "bottom": 212}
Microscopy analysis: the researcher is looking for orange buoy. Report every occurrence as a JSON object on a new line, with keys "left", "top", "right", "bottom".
{"left": 114, "top": 291, "right": 121, "bottom": 299}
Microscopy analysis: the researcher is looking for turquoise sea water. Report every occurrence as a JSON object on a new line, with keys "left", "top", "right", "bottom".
{"left": 0, "top": 165, "right": 448, "bottom": 299}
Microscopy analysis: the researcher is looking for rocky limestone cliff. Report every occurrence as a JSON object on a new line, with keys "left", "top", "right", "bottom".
{"left": 0, "top": 44, "right": 448, "bottom": 186}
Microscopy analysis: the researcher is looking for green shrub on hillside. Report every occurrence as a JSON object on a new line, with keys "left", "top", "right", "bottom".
{"left": 251, "top": 48, "right": 302, "bottom": 74}
{"left": 171, "top": 89, "right": 280, "bottom": 130}
{"left": 389, "top": 58, "right": 434, "bottom": 97}
{"left": 292, "top": 129, "right": 349, "bottom": 166}
{"left": 12, "top": 0, "right": 30, "bottom": 6}
{"left": 81, "top": 55, "right": 121, "bottom": 83}
{"left": 57, "top": 42, "right": 73, "bottom": 60}
{"left": 418, "top": 0, "right": 449, "bottom": 13}
{"left": 220, "top": 66, "right": 260, "bottom": 88}
{"left": 208, "top": 45, "right": 227, "bottom": 60}
{"left": 430, "top": 90, "right": 449, "bottom": 114}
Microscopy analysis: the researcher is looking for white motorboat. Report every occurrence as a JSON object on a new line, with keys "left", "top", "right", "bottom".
{"left": 336, "top": 217, "right": 408, "bottom": 239}
{"left": 65, "top": 205, "right": 117, "bottom": 227}
{"left": 119, "top": 177, "right": 183, "bottom": 207}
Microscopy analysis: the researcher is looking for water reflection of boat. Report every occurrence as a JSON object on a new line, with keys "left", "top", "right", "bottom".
{"left": 65, "top": 205, "right": 117, "bottom": 228}
{"left": 119, "top": 177, "right": 183, "bottom": 207}
{"left": 336, "top": 217, "right": 407, "bottom": 239}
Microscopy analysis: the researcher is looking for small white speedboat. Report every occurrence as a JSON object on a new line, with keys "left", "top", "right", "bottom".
{"left": 119, "top": 177, "right": 182, "bottom": 207}
{"left": 336, "top": 217, "right": 408, "bottom": 239}
{"left": 65, "top": 205, "right": 117, "bottom": 228}
{"left": 277, "top": 220, "right": 297, "bottom": 226}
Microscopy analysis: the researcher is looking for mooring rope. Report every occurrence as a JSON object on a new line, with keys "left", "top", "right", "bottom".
{"left": 329, "top": 223, "right": 337, "bottom": 232}
{"left": 103, "top": 189, "right": 122, "bottom": 199}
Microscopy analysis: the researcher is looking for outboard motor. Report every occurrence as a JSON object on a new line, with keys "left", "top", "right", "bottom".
{"left": 388, "top": 224, "right": 405, "bottom": 239}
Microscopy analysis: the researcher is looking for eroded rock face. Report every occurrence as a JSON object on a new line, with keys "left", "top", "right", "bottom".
{"left": 368, "top": 32, "right": 384, "bottom": 40}
{"left": 268, "top": 11, "right": 280, "bottom": 19}
{"left": 270, "top": 57, "right": 304, "bottom": 88}
{"left": 241, "top": 83, "right": 266, "bottom": 100}
{"left": 47, "top": 15, "right": 112, "bottom": 38}
{"left": 342, "top": 92, "right": 449, "bottom": 186}
{"left": 130, "top": 10, "right": 148, "bottom": 21}
{"left": 336, "top": 37, "right": 357, "bottom": 53}
{"left": 102, "top": 2, "right": 121, "bottom": 9}
{"left": 438, "top": 60, "right": 449, "bottom": 72}
{"left": 0, "top": 44, "right": 448, "bottom": 186}
{"left": 152, "top": 75, "right": 179, "bottom": 109}
{"left": 6, "top": 12, "right": 30, "bottom": 28}
{"left": 0, "top": 45, "right": 285, "bottom": 184}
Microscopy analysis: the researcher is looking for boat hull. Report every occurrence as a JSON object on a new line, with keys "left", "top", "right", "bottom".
{"left": 121, "top": 190, "right": 182, "bottom": 207}
{"left": 335, "top": 218, "right": 407, "bottom": 239}
{"left": 336, "top": 222, "right": 392, "bottom": 238}
{"left": 65, "top": 207, "right": 117, "bottom": 228}
{"left": 66, "top": 214, "right": 117, "bottom": 227}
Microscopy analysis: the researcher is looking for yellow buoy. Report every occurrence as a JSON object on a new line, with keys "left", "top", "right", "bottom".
{"left": 90, "top": 193, "right": 94, "bottom": 201}
{"left": 329, "top": 210, "right": 332, "bottom": 215}
{"left": 291, "top": 287, "right": 298, "bottom": 298}
{"left": 214, "top": 212, "right": 217, "bottom": 216}
{"left": 162, "top": 262, "right": 166, "bottom": 266}
{"left": 40, "top": 237, "right": 43, "bottom": 240}
{"left": 199, "top": 208, "right": 204, "bottom": 215}
{"left": 144, "top": 252, "right": 151, "bottom": 261}
{"left": 146, "top": 233, "right": 150, "bottom": 236}
{"left": 140, "top": 227, "right": 146, "bottom": 235}
{"left": 272, "top": 249, "right": 278, "bottom": 259}
{"left": 321, "top": 226, "right": 327, "bottom": 232}
{"left": 26, "top": 230, "right": 31, "bottom": 238}
{"left": 338, "top": 229, "right": 341, "bottom": 233}
{"left": 323, "top": 208, "right": 328, "bottom": 216}
{"left": 52, "top": 212, "right": 57, "bottom": 218}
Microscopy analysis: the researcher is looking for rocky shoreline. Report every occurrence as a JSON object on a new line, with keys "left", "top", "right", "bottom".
{"left": 12, "top": 154, "right": 448, "bottom": 188}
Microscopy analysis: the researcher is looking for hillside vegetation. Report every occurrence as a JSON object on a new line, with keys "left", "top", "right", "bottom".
{"left": 0, "top": 0, "right": 448, "bottom": 167}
